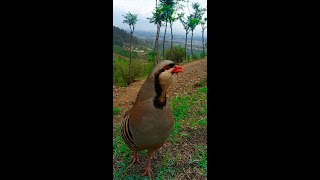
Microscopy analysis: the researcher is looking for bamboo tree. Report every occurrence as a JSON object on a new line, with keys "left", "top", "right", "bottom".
{"left": 123, "top": 12, "right": 138, "bottom": 85}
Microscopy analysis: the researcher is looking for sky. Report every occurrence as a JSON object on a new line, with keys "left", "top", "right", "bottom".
{"left": 113, "top": 0, "right": 207, "bottom": 36}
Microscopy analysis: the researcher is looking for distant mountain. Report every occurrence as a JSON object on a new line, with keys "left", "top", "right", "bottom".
{"left": 113, "top": 26, "right": 206, "bottom": 53}
{"left": 113, "top": 26, "right": 154, "bottom": 49}
{"left": 113, "top": 26, "right": 140, "bottom": 47}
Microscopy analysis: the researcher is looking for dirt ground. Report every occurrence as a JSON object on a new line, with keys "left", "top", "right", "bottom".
{"left": 113, "top": 59, "right": 207, "bottom": 124}
{"left": 113, "top": 59, "right": 208, "bottom": 179}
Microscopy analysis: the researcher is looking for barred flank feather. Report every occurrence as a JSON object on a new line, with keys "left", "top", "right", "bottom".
{"left": 121, "top": 113, "right": 138, "bottom": 150}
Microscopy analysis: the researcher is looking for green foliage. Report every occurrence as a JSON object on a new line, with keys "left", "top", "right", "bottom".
{"left": 169, "top": 84, "right": 207, "bottom": 141}
{"left": 164, "top": 45, "right": 185, "bottom": 63}
{"left": 113, "top": 107, "right": 120, "bottom": 116}
{"left": 188, "top": 17, "right": 200, "bottom": 31}
{"left": 192, "top": 53, "right": 199, "bottom": 60}
{"left": 113, "top": 45, "right": 137, "bottom": 59}
{"left": 179, "top": 12, "right": 190, "bottom": 33}
{"left": 198, "top": 87, "right": 207, "bottom": 93}
{"left": 113, "top": 26, "right": 140, "bottom": 47}
{"left": 190, "top": 145, "right": 207, "bottom": 175}
{"left": 113, "top": 58, "right": 153, "bottom": 86}
{"left": 200, "top": 52, "right": 206, "bottom": 58}
{"left": 123, "top": 12, "right": 138, "bottom": 33}
{"left": 197, "top": 78, "right": 207, "bottom": 87}
{"left": 147, "top": 6, "right": 165, "bottom": 26}
{"left": 198, "top": 119, "right": 207, "bottom": 126}
{"left": 191, "top": 2, "right": 206, "bottom": 21}
{"left": 147, "top": 50, "right": 155, "bottom": 62}
{"left": 200, "top": 17, "right": 207, "bottom": 31}
{"left": 171, "top": 96, "right": 188, "bottom": 138}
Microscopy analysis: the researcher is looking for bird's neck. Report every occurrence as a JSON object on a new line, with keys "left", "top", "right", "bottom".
{"left": 153, "top": 79, "right": 168, "bottom": 109}
{"left": 154, "top": 93, "right": 167, "bottom": 109}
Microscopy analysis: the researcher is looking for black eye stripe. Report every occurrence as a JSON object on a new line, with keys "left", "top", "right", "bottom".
{"left": 162, "top": 63, "right": 175, "bottom": 71}
{"left": 167, "top": 63, "right": 175, "bottom": 68}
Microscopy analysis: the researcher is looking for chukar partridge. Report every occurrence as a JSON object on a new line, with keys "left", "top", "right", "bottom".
{"left": 120, "top": 60, "right": 183, "bottom": 178}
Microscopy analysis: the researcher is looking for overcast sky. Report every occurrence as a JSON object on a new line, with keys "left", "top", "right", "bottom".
{"left": 113, "top": 0, "right": 207, "bottom": 36}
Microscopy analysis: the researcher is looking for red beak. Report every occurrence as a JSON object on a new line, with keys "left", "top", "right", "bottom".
{"left": 172, "top": 65, "right": 183, "bottom": 73}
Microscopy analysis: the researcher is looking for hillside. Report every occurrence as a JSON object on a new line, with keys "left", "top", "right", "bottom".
{"left": 113, "top": 26, "right": 140, "bottom": 47}
{"left": 113, "top": 26, "right": 154, "bottom": 49}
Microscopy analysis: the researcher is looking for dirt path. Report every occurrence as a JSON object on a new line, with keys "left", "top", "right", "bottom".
{"left": 113, "top": 59, "right": 207, "bottom": 123}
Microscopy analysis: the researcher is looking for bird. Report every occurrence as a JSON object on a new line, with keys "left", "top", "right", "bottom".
{"left": 120, "top": 60, "right": 183, "bottom": 178}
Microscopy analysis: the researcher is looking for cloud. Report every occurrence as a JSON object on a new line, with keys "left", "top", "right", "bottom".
{"left": 113, "top": 0, "right": 207, "bottom": 36}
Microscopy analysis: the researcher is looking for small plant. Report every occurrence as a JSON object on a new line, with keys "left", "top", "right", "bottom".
{"left": 198, "top": 87, "right": 207, "bottom": 93}
{"left": 200, "top": 52, "right": 206, "bottom": 58}
{"left": 147, "top": 50, "right": 155, "bottom": 62}
{"left": 192, "top": 53, "right": 199, "bottom": 60}
{"left": 198, "top": 119, "right": 207, "bottom": 126}
{"left": 113, "top": 107, "right": 120, "bottom": 116}
{"left": 165, "top": 45, "right": 185, "bottom": 63}
{"left": 190, "top": 145, "right": 207, "bottom": 175}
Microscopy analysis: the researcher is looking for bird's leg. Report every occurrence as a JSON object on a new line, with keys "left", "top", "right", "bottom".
{"left": 128, "top": 151, "right": 141, "bottom": 167}
{"left": 142, "top": 153, "right": 153, "bottom": 178}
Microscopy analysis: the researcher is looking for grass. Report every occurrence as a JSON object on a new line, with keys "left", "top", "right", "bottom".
{"left": 113, "top": 85, "right": 207, "bottom": 179}
{"left": 113, "top": 107, "right": 120, "bottom": 116}
{"left": 113, "top": 56, "right": 153, "bottom": 87}
{"left": 113, "top": 45, "right": 138, "bottom": 59}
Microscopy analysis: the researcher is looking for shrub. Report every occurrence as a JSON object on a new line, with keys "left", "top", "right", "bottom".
{"left": 192, "top": 53, "right": 199, "bottom": 60}
{"left": 147, "top": 50, "right": 155, "bottom": 62}
{"left": 200, "top": 52, "right": 206, "bottom": 58}
{"left": 164, "top": 45, "right": 185, "bottom": 63}
{"left": 113, "top": 58, "right": 153, "bottom": 86}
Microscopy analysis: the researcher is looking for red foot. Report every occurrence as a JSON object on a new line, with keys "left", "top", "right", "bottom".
{"left": 132, "top": 152, "right": 141, "bottom": 164}
{"left": 128, "top": 152, "right": 141, "bottom": 167}
{"left": 142, "top": 166, "right": 152, "bottom": 177}
{"left": 142, "top": 154, "right": 153, "bottom": 178}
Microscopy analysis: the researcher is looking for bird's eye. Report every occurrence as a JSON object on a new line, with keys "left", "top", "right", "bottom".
{"left": 163, "top": 65, "right": 170, "bottom": 70}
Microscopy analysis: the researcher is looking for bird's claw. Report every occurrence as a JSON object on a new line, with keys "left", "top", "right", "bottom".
{"left": 142, "top": 166, "right": 152, "bottom": 179}
{"left": 128, "top": 153, "right": 141, "bottom": 168}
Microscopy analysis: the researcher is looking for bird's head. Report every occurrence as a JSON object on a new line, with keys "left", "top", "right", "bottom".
{"left": 154, "top": 60, "right": 183, "bottom": 98}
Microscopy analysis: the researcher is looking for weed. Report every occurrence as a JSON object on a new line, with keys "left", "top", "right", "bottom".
{"left": 190, "top": 145, "right": 207, "bottom": 175}
{"left": 113, "top": 107, "right": 120, "bottom": 116}
{"left": 197, "top": 87, "right": 207, "bottom": 93}
{"left": 198, "top": 119, "right": 207, "bottom": 126}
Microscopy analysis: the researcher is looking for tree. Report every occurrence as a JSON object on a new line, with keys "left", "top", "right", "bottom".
{"left": 179, "top": 13, "right": 191, "bottom": 61}
{"left": 189, "top": 3, "right": 205, "bottom": 58}
{"left": 148, "top": 6, "right": 165, "bottom": 65}
{"left": 200, "top": 17, "right": 207, "bottom": 56}
{"left": 159, "top": 0, "right": 175, "bottom": 60}
{"left": 168, "top": 0, "right": 184, "bottom": 50}
{"left": 188, "top": 16, "right": 199, "bottom": 58}
{"left": 123, "top": 12, "right": 138, "bottom": 84}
